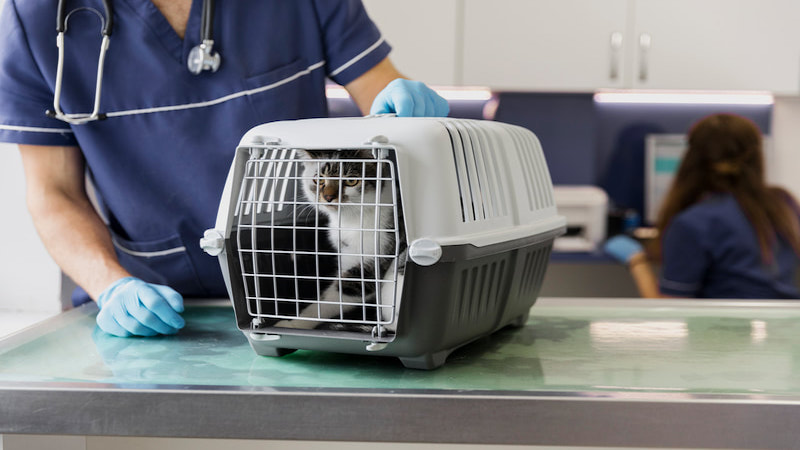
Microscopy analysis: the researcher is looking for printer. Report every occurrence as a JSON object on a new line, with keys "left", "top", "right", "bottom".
{"left": 552, "top": 185, "right": 608, "bottom": 252}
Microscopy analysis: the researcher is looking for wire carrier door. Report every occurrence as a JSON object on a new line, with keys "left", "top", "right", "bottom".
{"left": 232, "top": 146, "right": 405, "bottom": 341}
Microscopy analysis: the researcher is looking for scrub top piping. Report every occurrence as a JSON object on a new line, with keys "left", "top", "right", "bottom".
{"left": 0, "top": 124, "right": 73, "bottom": 133}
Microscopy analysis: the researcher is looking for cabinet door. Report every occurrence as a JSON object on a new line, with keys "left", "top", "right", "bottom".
{"left": 362, "top": 0, "right": 460, "bottom": 86}
{"left": 461, "top": 0, "right": 630, "bottom": 91}
{"left": 632, "top": 0, "right": 800, "bottom": 93}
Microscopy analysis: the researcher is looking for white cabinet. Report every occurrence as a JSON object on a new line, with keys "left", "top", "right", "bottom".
{"left": 462, "top": 0, "right": 630, "bottom": 91}
{"left": 361, "top": 0, "right": 460, "bottom": 86}
{"left": 631, "top": 0, "right": 800, "bottom": 93}
{"left": 461, "top": 0, "right": 800, "bottom": 93}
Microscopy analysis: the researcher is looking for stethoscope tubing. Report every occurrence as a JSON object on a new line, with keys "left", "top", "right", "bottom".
{"left": 49, "top": 0, "right": 217, "bottom": 125}
{"left": 51, "top": 32, "right": 111, "bottom": 125}
{"left": 57, "top": 0, "right": 113, "bottom": 35}
{"left": 201, "top": 0, "right": 214, "bottom": 42}
{"left": 49, "top": 0, "right": 114, "bottom": 124}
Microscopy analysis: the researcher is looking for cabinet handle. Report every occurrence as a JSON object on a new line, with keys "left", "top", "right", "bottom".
{"left": 638, "top": 33, "right": 652, "bottom": 82}
{"left": 609, "top": 31, "right": 623, "bottom": 81}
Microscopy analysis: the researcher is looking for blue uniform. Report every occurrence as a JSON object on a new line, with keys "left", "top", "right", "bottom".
{"left": 0, "top": 0, "right": 391, "bottom": 302}
{"left": 659, "top": 193, "right": 800, "bottom": 299}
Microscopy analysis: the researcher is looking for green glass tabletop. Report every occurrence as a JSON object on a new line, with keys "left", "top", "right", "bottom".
{"left": 2, "top": 298, "right": 800, "bottom": 396}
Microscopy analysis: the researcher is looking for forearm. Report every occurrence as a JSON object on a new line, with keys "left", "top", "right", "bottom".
{"left": 26, "top": 189, "right": 130, "bottom": 300}
{"left": 19, "top": 144, "right": 129, "bottom": 300}
{"left": 627, "top": 252, "right": 661, "bottom": 298}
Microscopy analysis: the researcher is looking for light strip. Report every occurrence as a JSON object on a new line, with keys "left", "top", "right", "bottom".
{"left": 325, "top": 85, "right": 493, "bottom": 101}
{"left": 325, "top": 85, "right": 352, "bottom": 99}
{"left": 594, "top": 90, "right": 774, "bottom": 105}
{"left": 434, "top": 87, "right": 493, "bottom": 101}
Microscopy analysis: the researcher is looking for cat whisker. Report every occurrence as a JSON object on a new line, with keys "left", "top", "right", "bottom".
{"left": 295, "top": 205, "right": 319, "bottom": 224}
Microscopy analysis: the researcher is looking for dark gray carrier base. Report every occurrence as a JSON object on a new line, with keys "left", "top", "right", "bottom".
{"left": 242, "top": 228, "right": 562, "bottom": 370}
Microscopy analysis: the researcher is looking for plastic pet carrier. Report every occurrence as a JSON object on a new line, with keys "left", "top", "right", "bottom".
{"left": 201, "top": 116, "right": 565, "bottom": 369}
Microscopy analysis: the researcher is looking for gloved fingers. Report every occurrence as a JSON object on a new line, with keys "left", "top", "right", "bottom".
{"left": 392, "top": 91, "right": 416, "bottom": 118}
{"left": 416, "top": 83, "right": 447, "bottom": 117}
{"left": 412, "top": 94, "right": 428, "bottom": 117}
{"left": 423, "top": 94, "right": 440, "bottom": 117}
{"left": 609, "top": 235, "right": 643, "bottom": 251}
{"left": 369, "top": 99, "right": 391, "bottom": 116}
{"left": 96, "top": 308, "right": 133, "bottom": 337}
{"left": 113, "top": 311, "right": 160, "bottom": 337}
{"left": 603, "top": 235, "right": 644, "bottom": 263}
{"left": 102, "top": 300, "right": 159, "bottom": 336}
{"left": 148, "top": 284, "right": 185, "bottom": 312}
{"left": 136, "top": 285, "right": 185, "bottom": 331}
{"left": 123, "top": 300, "right": 180, "bottom": 335}
{"left": 433, "top": 94, "right": 450, "bottom": 117}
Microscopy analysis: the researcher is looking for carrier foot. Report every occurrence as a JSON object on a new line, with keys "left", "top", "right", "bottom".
{"left": 248, "top": 338, "right": 297, "bottom": 357}
{"left": 509, "top": 311, "right": 530, "bottom": 328}
{"left": 399, "top": 349, "right": 452, "bottom": 370}
{"left": 255, "top": 346, "right": 297, "bottom": 357}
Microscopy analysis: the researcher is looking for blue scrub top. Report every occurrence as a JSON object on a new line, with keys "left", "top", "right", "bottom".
{"left": 0, "top": 0, "right": 391, "bottom": 301}
{"left": 659, "top": 193, "right": 800, "bottom": 299}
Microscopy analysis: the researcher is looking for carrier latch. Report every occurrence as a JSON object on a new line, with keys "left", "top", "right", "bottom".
{"left": 409, "top": 238, "right": 442, "bottom": 266}
{"left": 200, "top": 229, "right": 225, "bottom": 256}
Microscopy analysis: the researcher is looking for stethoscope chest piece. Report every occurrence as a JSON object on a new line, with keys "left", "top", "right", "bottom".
{"left": 188, "top": 0, "right": 220, "bottom": 74}
{"left": 188, "top": 40, "right": 221, "bottom": 75}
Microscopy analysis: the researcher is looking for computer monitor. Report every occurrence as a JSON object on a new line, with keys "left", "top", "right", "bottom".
{"left": 644, "top": 133, "right": 773, "bottom": 225}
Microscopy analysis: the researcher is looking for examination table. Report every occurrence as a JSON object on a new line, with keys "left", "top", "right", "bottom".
{"left": 1, "top": 297, "right": 800, "bottom": 449}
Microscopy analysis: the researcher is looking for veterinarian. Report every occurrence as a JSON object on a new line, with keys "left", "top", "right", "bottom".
{"left": 604, "top": 114, "right": 800, "bottom": 299}
{"left": 0, "top": 0, "right": 448, "bottom": 337}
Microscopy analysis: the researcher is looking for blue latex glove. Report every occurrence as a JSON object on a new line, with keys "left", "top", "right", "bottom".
{"left": 603, "top": 235, "right": 644, "bottom": 264}
{"left": 370, "top": 78, "right": 449, "bottom": 117}
{"left": 96, "top": 277, "right": 185, "bottom": 337}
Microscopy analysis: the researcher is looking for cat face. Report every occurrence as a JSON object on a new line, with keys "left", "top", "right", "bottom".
{"left": 297, "top": 150, "right": 382, "bottom": 214}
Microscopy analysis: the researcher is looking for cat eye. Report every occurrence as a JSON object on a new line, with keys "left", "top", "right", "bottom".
{"left": 344, "top": 179, "right": 361, "bottom": 187}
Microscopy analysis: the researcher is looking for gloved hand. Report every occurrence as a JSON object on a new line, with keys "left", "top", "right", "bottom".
{"left": 96, "top": 277, "right": 185, "bottom": 337}
{"left": 603, "top": 235, "right": 644, "bottom": 264}
{"left": 370, "top": 78, "right": 449, "bottom": 117}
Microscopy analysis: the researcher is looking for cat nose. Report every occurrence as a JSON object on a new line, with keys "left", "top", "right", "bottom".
{"left": 323, "top": 194, "right": 336, "bottom": 202}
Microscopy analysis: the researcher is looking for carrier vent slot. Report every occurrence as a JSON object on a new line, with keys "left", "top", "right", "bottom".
{"left": 451, "top": 260, "right": 507, "bottom": 327}
{"left": 518, "top": 246, "right": 552, "bottom": 299}
{"left": 506, "top": 127, "right": 555, "bottom": 212}
{"left": 444, "top": 120, "right": 510, "bottom": 223}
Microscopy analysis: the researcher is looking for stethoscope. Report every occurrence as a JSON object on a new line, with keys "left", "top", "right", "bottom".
{"left": 47, "top": 0, "right": 221, "bottom": 125}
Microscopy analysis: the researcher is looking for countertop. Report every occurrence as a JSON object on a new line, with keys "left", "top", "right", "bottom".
{"left": 2, "top": 297, "right": 800, "bottom": 448}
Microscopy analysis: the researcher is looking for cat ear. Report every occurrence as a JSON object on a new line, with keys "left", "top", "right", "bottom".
{"left": 355, "top": 149, "right": 375, "bottom": 159}
{"left": 294, "top": 149, "right": 313, "bottom": 160}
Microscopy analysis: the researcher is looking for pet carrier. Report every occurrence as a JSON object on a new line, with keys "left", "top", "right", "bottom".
{"left": 201, "top": 116, "right": 565, "bottom": 369}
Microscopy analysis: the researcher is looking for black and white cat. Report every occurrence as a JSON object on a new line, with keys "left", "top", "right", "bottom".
{"left": 274, "top": 149, "right": 403, "bottom": 331}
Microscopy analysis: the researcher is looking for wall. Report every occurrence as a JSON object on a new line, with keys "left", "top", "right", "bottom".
{"left": 0, "top": 142, "right": 61, "bottom": 313}
{"left": 771, "top": 97, "right": 800, "bottom": 199}
{"left": 493, "top": 93, "right": 598, "bottom": 185}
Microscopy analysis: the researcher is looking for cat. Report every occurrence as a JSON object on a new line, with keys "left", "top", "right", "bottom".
{"left": 273, "top": 149, "right": 404, "bottom": 332}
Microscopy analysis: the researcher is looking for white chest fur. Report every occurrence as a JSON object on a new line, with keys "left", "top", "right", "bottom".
{"left": 324, "top": 186, "right": 396, "bottom": 271}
